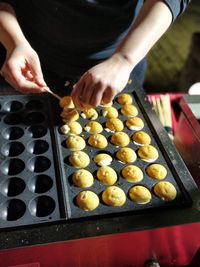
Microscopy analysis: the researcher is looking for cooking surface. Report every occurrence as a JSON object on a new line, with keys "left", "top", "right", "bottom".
{"left": 0, "top": 95, "right": 62, "bottom": 228}
{"left": 0, "top": 77, "right": 200, "bottom": 250}
{"left": 55, "top": 90, "right": 189, "bottom": 220}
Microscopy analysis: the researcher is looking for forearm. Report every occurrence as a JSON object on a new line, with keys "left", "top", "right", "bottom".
{"left": 0, "top": 3, "right": 28, "bottom": 51}
{"left": 115, "top": 0, "right": 173, "bottom": 68}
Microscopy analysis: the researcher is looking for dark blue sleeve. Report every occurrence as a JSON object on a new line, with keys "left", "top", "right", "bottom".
{"left": 164, "top": 0, "right": 191, "bottom": 21}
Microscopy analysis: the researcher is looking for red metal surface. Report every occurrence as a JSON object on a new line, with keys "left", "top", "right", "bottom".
{"left": 1, "top": 222, "right": 200, "bottom": 267}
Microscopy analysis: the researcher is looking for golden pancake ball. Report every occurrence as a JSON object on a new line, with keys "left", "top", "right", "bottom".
{"left": 84, "top": 121, "right": 103, "bottom": 134}
{"left": 88, "top": 134, "right": 108, "bottom": 149}
{"left": 76, "top": 190, "right": 99, "bottom": 211}
{"left": 132, "top": 131, "right": 151, "bottom": 146}
{"left": 59, "top": 96, "right": 75, "bottom": 109}
{"left": 81, "top": 108, "right": 98, "bottom": 120}
{"left": 97, "top": 166, "right": 118, "bottom": 185}
{"left": 126, "top": 117, "right": 144, "bottom": 131}
{"left": 122, "top": 165, "right": 143, "bottom": 183}
{"left": 116, "top": 147, "right": 137, "bottom": 163}
{"left": 121, "top": 104, "right": 138, "bottom": 117}
{"left": 105, "top": 118, "right": 124, "bottom": 132}
{"left": 72, "top": 169, "right": 94, "bottom": 188}
{"left": 69, "top": 151, "right": 90, "bottom": 168}
{"left": 61, "top": 108, "right": 79, "bottom": 122}
{"left": 93, "top": 153, "right": 112, "bottom": 166}
{"left": 66, "top": 135, "right": 86, "bottom": 151}
{"left": 146, "top": 164, "right": 167, "bottom": 180}
{"left": 102, "top": 107, "right": 118, "bottom": 119}
{"left": 60, "top": 121, "right": 82, "bottom": 135}
{"left": 111, "top": 132, "right": 130, "bottom": 147}
{"left": 138, "top": 145, "right": 159, "bottom": 162}
{"left": 154, "top": 181, "right": 177, "bottom": 201}
{"left": 102, "top": 186, "right": 126, "bottom": 207}
{"left": 129, "top": 186, "right": 152, "bottom": 204}
{"left": 117, "top": 93, "right": 133, "bottom": 105}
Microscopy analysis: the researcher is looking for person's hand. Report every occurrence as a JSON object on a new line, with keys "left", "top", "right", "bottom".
{"left": 1, "top": 42, "right": 46, "bottom": 93}
{"left": 71, "top": 53, "right": 133, "bottom": 109}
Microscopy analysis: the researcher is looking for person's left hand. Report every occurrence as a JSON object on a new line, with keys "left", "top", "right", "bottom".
{"left": 71, "top": 53, "right": 133, "bottom": 109}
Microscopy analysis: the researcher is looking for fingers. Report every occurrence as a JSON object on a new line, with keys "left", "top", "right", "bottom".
{"left": 71, "top": 78, "right": 87, "bottom": 110}
{"left": 1, "top": 64, "right": 44, "bottom": 94}
{"left": 71, "top": 72, "right": 107, "bottom": 109}
{"left": 1, "top": 56, "right": 46, "bottom": 93}
{"left": 102, "top": 87, "right": 116, "bottom": 104}
{"left": 80, "top": 73, "right": 96, "bottom": 107}
{"left": 89, "top": 82, "right": 105, "bottom": 107}
{"left": 27, "top": 57, "right": 46, "bottom": 87}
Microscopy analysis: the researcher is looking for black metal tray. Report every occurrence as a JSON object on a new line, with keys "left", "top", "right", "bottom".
{"left": 53, "top": 84, "right": 193, "bottom": 219}
{"left": 0, "top": 82, "right": 196, "bottom": 230}
{"left": 0, "top": 95, "right": 64, "bottom": 228}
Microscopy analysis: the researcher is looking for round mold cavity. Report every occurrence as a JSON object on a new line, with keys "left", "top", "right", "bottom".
{"left": 1, "top": 141, "right": 25, "bottom": 157}
{"left": 0, "top": 199, "right": 26, "bottom": 221}
{"left": 27, "top": 125, "right": 47, "bottom": 138}
{"left": 1, "top": 158, "right": 25, "bottom": 175}
{"left": 27, "top": 140, "right": 49, "bottom": 155}
{"left": 25, "top": 100, "right": 44, "bottom": 110}
{"left": 24, "top": 112, "right": 45, "bottom": 125}
{"left": 0, "top": 177, "right": 25, "bottom": 197}
{"left": 29, "top": 195, "right": 55, "bottom": 217}
{"left": 3, "top": 100, "right": 23, "bottom": 112}
{"left": 4, "top": 113, "right": 22, "bottom": 125}
{"left": 2, "top": 126, "right": 24, "bottom": 140}
{"left": 27, "top": 156, "right": 51, "bottom": 173}
{"left": 28, "top": 175, "right": 53, "bottom": 193}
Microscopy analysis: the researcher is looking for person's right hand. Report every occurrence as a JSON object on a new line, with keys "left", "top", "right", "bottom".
{"left": 1, "top": 42, "right": 46, "bottom": 93}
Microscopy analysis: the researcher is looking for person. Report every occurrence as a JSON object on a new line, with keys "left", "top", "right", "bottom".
{"left": 0, "top": 0, "right": 190, "bottom": 109}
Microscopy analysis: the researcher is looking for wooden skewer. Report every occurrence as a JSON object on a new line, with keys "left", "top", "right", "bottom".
{"left": 151, "top": 96, "right": 158, "bottom": 114}
{"left": 160, "top": 94, "right": 172, "bottom": 128}
{"left": 42, "top": 86, "right": 62, "bottom": 101}
{"left": 149, "top": 94, "right": 173, "bottom": 140}
{"left": 156, "top": 97, "right": 165, "bottom": 126}
{"left": 160, "top": 94, "right": 174, "bottom": 140}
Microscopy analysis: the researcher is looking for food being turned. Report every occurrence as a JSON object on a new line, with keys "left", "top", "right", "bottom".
{"left": 102, "top": 106, "right": 118, "bottom": 119}
{"left": 116, "top": 147, "right": 137, "bottom": 163}
{"left": 76, "top": 190, "right": 99, "bottom": 211}
{"left": 66, "top": 135, "right": 86, "bottom": 151}
{"left": 72, "top": 169, "right": 94, "bottom": 188}
{"left": 69, "top": 151, "right": 90, "bottom": 168}
{"left": 146, "top": 164, "right": 167, "bottom": 180}
{"left": 93, "top": 153, "right": 112, "bottom": 166}
{"left": 81, "top": 108, "right": 98, "bottom": 120}
{"left": 105, "top": 118, "right": 124, "bottom": 132}
{"left": 138, "top": 145, "right": 159, "bottom": 162}
{"left": 154, "top": 181, "right": 177, "bottom": 201}
{"left": 102, "top": 186, "right": 126, "bottom": 207}
{"left": 59, "top": 96, "right": 75, "bottom": 109}
{"left": 126, "top": 117, "right": 144, "bottom": 131}
{"left": 100, "top": 101, "right": 113, "bottom": 107}
{"left": 117, "top": 93, "right": 133, "bottom": 105}
{"left": 122, "top": 165, "right": 143, "bottom": 183}
{"left": 132, "top": 131, "right": 151, "bottom": 146}
{"left": 97, "top": 166, "right": 118, "bottom": 185}
{"left": 121, "top": 104, "right": 138, "bottom": 117}
{"left": 60, "top": 108, "right": 79, "bottom": 122}
{"left": 111, "top": 132, "right": 130, "bottom": 147}
{"left": 84, "top": 121, "right": 103, "bottom": 134}
{"left": 129, "top": 185, "right": 152, "bottom": 204}
{"left": 88, "top": 134, "right": 108, "bottom": 148}
{"left": 60, "top": 121, "right": 82, "bottom": 135}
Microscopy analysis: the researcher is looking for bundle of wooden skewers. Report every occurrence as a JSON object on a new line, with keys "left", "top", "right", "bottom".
{"left": 148, "top": 94, "right": 174, "bottom": 140}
